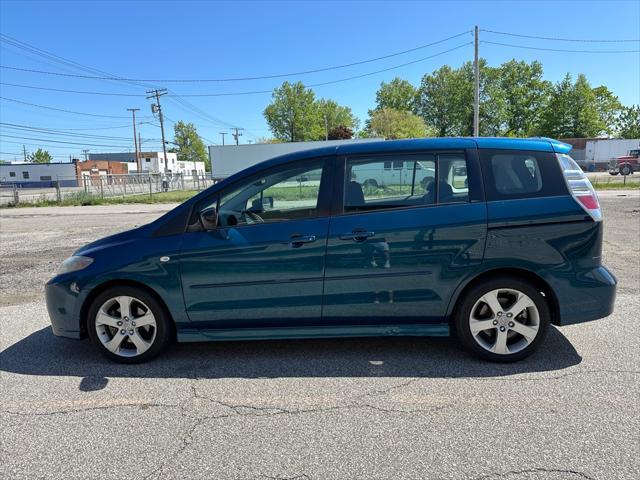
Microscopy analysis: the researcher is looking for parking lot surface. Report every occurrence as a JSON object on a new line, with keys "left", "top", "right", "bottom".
{"left": 1, "top": 193, "right": 639, "bottom": 480}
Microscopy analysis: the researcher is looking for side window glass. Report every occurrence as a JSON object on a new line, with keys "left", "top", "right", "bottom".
{"left": 199, "top": 159, "right": 326, "bottom": 228}
{"left": 344, "top": 155, "right": 436, "bottom": 212}
{"left": 491, "top": 153, "right": 542, "bottom": 195}
{"left": 437, "top": 154, "right": 469, "bottom": 204}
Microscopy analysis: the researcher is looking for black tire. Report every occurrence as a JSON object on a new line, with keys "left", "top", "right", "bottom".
{"left": 609, "top": 171, "right": 619, "bottom": 176}
{"left": 620, "top": 164, "right": 632, "bottom": 176}
{"left": 453, "top": 276, "right": 550, "bottom": 362}
{"left": 86, "top": 285, "right": 172, "bottom": 364}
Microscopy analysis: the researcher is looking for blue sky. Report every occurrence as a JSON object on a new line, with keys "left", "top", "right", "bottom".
{"left": 0, "top": 0, "right": 639, "bottom": 162}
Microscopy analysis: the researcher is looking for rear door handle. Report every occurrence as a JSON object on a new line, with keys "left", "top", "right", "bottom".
{"left": 339, "top": 231, "right": 375, "bottom": 242}
{"left": 285, "top": 234, "right": 317, "bottom": 248}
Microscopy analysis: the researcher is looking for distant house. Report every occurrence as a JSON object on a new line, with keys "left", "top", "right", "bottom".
{"left": 89, "top": 151, "right": 205, "bottom": 176}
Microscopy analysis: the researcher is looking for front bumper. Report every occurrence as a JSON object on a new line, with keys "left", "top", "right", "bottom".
{"left": 45, "top": 278, "right": 84, "bottom": 339}
{"left": 550, "top": 266, "right": 617, "bottom": 326}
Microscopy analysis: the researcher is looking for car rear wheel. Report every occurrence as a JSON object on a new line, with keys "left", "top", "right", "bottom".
{"left": 454, "top": 277, "right": 550, "bottom": 362}
{"left": 620, "top": 164, "right": 632, "bottom": 176}
{"left": 87, "top": 286, "right": 172, "bottom": 363}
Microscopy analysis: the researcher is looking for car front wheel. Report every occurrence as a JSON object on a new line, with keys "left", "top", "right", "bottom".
{"left": 454, "top": 277, "right": 550, "bottom": 362}
{"left": 86, "top": 286, "right": 172, "bottom": 363}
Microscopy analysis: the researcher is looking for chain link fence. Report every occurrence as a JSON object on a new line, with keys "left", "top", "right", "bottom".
{"left": 0, "top": 173, "right": 214, "bottom": 206}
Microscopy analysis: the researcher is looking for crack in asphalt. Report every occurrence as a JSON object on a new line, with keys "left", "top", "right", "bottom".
{"left": 0, "top": 401, "right": 181, "bottom": 416}
{"left": 139, "top": 380, "right": 448, "bottom": 480}
{"left": 253, "top": 475, "right": 311, "bottom": 480}
{"left": 3, "top": 370, "right": 633, "bottom": 479}
{"left": 473, "top": 467, "right": 597, "bottom": 479}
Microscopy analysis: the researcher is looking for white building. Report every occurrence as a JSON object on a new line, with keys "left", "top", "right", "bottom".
{"left": 89, "top": 152, "right": 206, "bottom": 176}
{"left": 0, "top": 162, "right": 78, "bottom": 187}
{"left": 208, "top": 138, "right": 383, "bottom": 180}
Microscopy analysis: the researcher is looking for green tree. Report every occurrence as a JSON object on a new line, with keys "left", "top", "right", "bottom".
{"left": 171, "top": 121, "right": 209, "bottom": 171}
{"left": 416, "top": 63, "right": 474, "bottom": 136}
{"left": 496, "top": 60, "right": 551, "bottom": 136}
{"left": 28, "top": 148, "right": 52, "bottom": 164}
{"left": 366, "top": 108, "right": 431, "bottom": 139}
{"left": 616, "top": 105, "right": 640, "bottom": 138}
{"left": 593, "top": 86, "right": 622, "bottom": 134}
{"left": 375, "top": 77, "right": 418, "bottom": 112}
{"left": 317, "top": 98, "right": 359, "bottom": 137}
{"left": 535, "top": 74, "right": 617, "bottom": 138}
{"left": 327, "top": 125, "right": 354, "bottom": 140}
{"left": 264, "top": 81, "right": 322, "bottom": 142}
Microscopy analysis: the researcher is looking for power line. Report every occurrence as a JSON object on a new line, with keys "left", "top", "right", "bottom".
{"left": 0, "top": 31, "right": 471, "bottom": 83}
{"left": 0, "top": 81, "right": 143, "bottom": 96}
{"left": 482, "top": 29, "right": 640, "bottom": 43}
{"left": 0, "top": 122, "right": 161, "bottom": 141}
{"left": 0, "top": 33, "right": 158, "bottom": 91}
{"left": 0, "top": 33, "right": 249, "bottom": 139}
{"left": 0, "top": 96, "right": 133, "bottom": 118}
{"left": 0, "top": 122, "right": 148, "bottom": 131}
{"left": 0, "top": 42, "right": 472, "bottom": 99}
{"left": 0, "top": 134, "right": 163, "bottom": 148}
{"left": 0, "top": 150, "right": 72, "bottom": 158}
{"left": 481, "top": 40, "right": 640, "bottom": 54}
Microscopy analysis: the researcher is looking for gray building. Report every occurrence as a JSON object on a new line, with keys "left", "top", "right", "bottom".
{"left": 0, "top": 162, "right": 78, "bottom": 187}
{"left": 208, "top": 138, "right": 383, "bottom": 180}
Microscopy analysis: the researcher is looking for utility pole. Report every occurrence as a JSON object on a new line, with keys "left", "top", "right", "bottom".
{"left": 23, "top": 145, "right": 27, "bottom": 162}
{"left": 138, "top": 132, "right": 143, "bottom": 164}
{"left": 82, "top": 149, "right": 90, "bottom": 161}
{"left": 219, "top": 132, "right": 227, "bottom": 146}
{"left": 127, "top": 108, "right": 140, "bottom": 173}
{"left": 324, "top": 114, "right": 328, "bottom": 141}
{"left": 473, "top": 25, "right": 480, "bottom": 137}
{"left": 231, "top": 127, "right": 244, "bottom": 146}
{"left": 147, "top": 88, "right": 169, "bottom": 173}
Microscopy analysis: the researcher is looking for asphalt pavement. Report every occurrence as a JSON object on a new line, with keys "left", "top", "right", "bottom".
{"left": 1, "top": 193, "right": 639, "bottom": 480}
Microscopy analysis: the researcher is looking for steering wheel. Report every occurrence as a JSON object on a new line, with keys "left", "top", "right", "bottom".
{"left": 241, "top": 210, "right": 264, "bottom": 224}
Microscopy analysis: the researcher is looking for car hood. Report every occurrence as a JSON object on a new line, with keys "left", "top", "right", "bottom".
{"left": 74, "top": 225, "right": 148, "bottom": 256}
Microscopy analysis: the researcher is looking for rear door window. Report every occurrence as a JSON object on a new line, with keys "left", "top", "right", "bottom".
{"left": 480, "top": 149, "right": 567, "bottom": 200}
{"left": 343, "top": 152, "right": 470, "bottom": 213}
{"left": 491, "top": 153, "right": 542, "bottom": 195}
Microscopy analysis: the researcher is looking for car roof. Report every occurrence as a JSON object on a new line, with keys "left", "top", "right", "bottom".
{"left": 256, "top": 137, "right": 570, "bottom": 169}
{"left": 215, "top": 137, "right": 572, "bottom": 191}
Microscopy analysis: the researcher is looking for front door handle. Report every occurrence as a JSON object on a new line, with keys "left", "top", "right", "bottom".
{"left": 285, "top": 234, "right": 317, "bottom": 248}
{"left": 339, "top": 230, "right": 375, "bottom": 242}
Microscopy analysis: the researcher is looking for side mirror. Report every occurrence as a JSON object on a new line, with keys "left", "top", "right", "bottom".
{"left": 199, "top": 206, "right": 218, "bottom": 231}
{"left": 250, "top": 196, "right": 274, "bottom": 211}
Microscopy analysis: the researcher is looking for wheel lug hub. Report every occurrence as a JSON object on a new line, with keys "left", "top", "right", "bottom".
{"left": 129, "top": 329, "right": 134, "bottom": 335}
{"left": 492, "top": 320, "right": 498, "bottom": 326}
{"left": 131, "top": 322, "right": 136, "bottom": 327}
{"left": 499, "top": 326, "right": 506, "bottom": 332}
{"left": 120, "top": 329, "right": 125, "bottom": 334}
{"left": 506, "top": 313, "right": 513, "bottom": 318}
{"left": 497, "top": 312, "right": 503, "bottom": 317}
{"left": 508, "top": 321, "right": 514, "bottom": 328}
{"left": 117, "top": 321, "right": 123, "bottom": 326}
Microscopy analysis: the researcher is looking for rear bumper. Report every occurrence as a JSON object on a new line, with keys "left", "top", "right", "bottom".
{"left": 45, "top": 278, "right": 83, "bottom": 339}
{"left": 549, "top": 266, "right": 617, "bottom": 326}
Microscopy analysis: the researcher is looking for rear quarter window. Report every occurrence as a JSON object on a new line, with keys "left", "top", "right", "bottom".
{"left": 480, "top": 149, "right": 567, "bottom": 200}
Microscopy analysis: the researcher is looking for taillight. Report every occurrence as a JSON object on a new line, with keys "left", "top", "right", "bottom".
{"left": 556, "top": 153, "right": 602, "bottom": 221}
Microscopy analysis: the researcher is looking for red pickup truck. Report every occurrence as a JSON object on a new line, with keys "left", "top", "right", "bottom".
{"left": 609, "top": 149, "right": 640, "bottom": 175}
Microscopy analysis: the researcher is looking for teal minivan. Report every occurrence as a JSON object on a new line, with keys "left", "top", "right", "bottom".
{"left": 46, "top": 138, "right": 616, "bottom": 363}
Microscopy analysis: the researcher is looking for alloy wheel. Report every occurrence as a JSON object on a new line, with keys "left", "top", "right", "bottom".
{"left": 95, "top": 295, "right": 157, "bottom": 358}
{"left": 468, "top": 288, "right": 540, "bottom": 355}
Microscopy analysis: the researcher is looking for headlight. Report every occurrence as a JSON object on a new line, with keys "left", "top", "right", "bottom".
{"left": 57, "top": 256, "right": 93, "bottom": 275}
